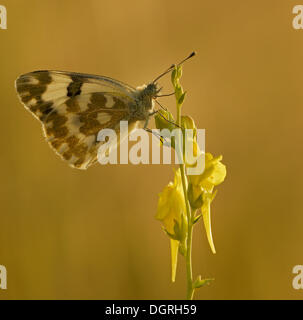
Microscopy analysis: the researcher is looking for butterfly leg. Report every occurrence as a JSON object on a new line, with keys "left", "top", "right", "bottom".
{"left": 143, "top": 113, "right": 154, "bottom": 130}
{"left": 144, "top": 127, "right": 166, "bottom": 145}
{"left": 149, "top": 108, "right": 181, "bottom": 129}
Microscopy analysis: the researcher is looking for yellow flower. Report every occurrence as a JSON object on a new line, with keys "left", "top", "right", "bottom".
{"left": 187, "top": 153, "right": 226, "bottom": 254}
{"left": 201, "top": 154, "right": 226, "bottom": 192}
{"left": 156, "top": 169, "right": 186, "bottom": 235}
{"left": 189, "top": 153, "right": 226, "bottom": 196}
{"left": 156, "top": 169, "right": 187, "bottom": 282}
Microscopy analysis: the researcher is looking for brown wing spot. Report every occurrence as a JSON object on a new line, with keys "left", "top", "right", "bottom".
{"left": 63, "top": 151, "right": 72, "bottom": 161}
{"left": 113, "top": 96, "right": 127, "bottom": 109}
{"left": 48, "top": 126, "right": 68, "bottom": 139}
{"left": 48, "top": 133, "right": 88, "bottom": 165}
{"left": 67, "top": 80, "right": 82, "bottom": 98}
{"left": 79, "top": 117, "right": 102, "bottom": 135}
{"left": 65, "top": 97, "right": 81, "bottom": 113}
{"left": 68, "top": 140, "right": 88, "bottom": 168}
{"left": 16, "top": 71, "right": 53, "bottom": 118}
{"left": 72, "top": 143, "right": 88, "bottom": 158}
{"left": 66, "top": 135, "right": 88, "bottom": 161}
{"left": 19, "top": 87, "right": 45, "bottom": 103}
{"left": 34, "top": 71, "right": 52, "bottom": 86}
{"left": 45, "top": 112, "right": 68, "bottom": 139}
{"left": 51, "top": 139, "right": 63, "bottom": 149}
{"left": 39, "top": 101, "right": 54, "bottom": 120}
{"left": 66, "top": 135, "right": 80, "bottom": 148}
{"left": 77, "top": 93, "right": 106, "bottom": 135}
{"left": 77, "top": 94, "right": 129, "bottom": 135}
{"left": 17, "top": 71, "right": 52, "bottom": 102}
{"left": 74, "top": 158, "right": 85, "bottom": 168}
{"left": 73, "top": 143, "right": 88, "bottom": 157}
{"left": 90, "top": 93, "right": 107, "bottom": 110}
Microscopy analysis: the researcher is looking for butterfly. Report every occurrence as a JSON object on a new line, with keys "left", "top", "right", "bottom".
{"left": 15, "top": 53, "right": 195, "bottom": 170}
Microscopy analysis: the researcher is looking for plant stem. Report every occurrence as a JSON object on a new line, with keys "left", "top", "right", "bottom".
{"left": 176, "top": 104, "right": 195, "bottom": 300}
{"left": 185, "top": 216, "right": 194, "bottom": 300}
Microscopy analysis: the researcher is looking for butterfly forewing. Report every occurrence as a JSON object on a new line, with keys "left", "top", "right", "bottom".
{"left": 15, "top": 70, "right": 136, "bottom": 169}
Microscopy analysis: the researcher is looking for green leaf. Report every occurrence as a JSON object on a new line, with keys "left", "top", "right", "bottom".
{"left": 193, "top": 276, "right": 214, "bottom": 289}
{"left": 178, "top": 92, "right": 186, "bottom": 106}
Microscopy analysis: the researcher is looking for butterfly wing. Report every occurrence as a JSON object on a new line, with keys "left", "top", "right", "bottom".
{"left": 15, "top": 70, "right": 138, "bottom": 169}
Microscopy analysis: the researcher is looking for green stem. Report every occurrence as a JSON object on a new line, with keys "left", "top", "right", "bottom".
{"left": 176, "top": 104, "right": 195, "bottom": 300}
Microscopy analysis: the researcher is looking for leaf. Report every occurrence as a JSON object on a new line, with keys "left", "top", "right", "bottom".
{"left": 193, "top": 276, "right": 214, "bottom": 289}
{"left": 178, "top": 92, "right": 186, "bottom": 106}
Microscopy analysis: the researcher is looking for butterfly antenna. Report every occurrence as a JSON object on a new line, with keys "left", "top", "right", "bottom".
{"left": 176, "top": 51, "right": 196, "bottom": 67}
{"left": 153, "top": 64, "right": 175, "bottom": 83}
{"left": 153, "top": 51, "right": 196, "bottom": 83}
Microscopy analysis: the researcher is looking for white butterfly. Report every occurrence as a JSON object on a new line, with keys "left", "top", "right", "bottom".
{"left": 15, "top": 53, "right": 195, "bottom": 169}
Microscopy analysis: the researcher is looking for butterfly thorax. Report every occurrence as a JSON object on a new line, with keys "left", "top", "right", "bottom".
{"left": 131, "top": 83, "right": 159, "bottom": 120}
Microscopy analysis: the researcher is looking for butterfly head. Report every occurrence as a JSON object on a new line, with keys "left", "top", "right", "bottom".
{"left": 145, "top": 82, "right": 161, "bottom": 98}
{"left": 135, "top": 82, "right": 161, "bottom": 112}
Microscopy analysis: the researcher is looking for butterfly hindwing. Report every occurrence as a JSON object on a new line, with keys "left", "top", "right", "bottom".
{"left": 15, "top": 71, "right": 136, "bottom": 169}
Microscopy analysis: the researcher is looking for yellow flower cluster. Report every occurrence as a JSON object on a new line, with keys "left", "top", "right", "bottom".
{"left": 154, "top": 64, "right": 226, "bottom": 286}
{"left": 155, "top": 113, "right": 226, "bottom": 280}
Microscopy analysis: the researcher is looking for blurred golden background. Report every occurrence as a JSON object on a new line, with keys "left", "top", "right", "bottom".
{"left": 0, "top": 0, "right": 302, "bottom": 299}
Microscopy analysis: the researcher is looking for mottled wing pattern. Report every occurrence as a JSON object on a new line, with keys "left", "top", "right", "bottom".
{"left": 15, "top": 71, "right": 136, "bottom": 169}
